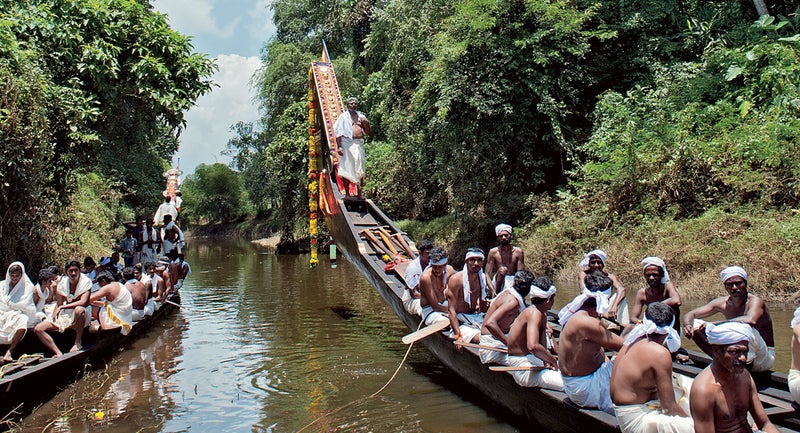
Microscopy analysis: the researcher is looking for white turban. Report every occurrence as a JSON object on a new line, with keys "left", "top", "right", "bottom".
{"left": 99, "top": 256, "right": 111, "bottom": 266}
{"left": 720, "top": 266, "right": 748, "bottom": 282}
{"left": 705, "top": 322, "right": 752, "bottom": 345}
{"left": 579, "top": 249, "right": 607, "bottom": 268}
{"left": 558, "top": 286, "right": 612, "bottom": 327}
{"left": 465, "top": 250, "right": 485, "bottom": 261}
{"left": 430, "top": 257, "right": 448, "bottom": 266}
{"left": 791, "top": 306, "right": 800, "bottom": 328}
{"left": 530, "top": 283, "right": 557, "bottom": 299}
{"left": 624, "top": 316, "right": 681, "bottom": 353}
{"left": 641, "top": 256, "right": 670, "bottom": 284}
{"left": 495, "top": 224, "right": 512, "bottom": 236}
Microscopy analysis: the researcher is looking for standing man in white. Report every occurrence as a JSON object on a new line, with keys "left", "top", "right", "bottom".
{"left": 333, "top": 96, "right": 370, "bottom": 198}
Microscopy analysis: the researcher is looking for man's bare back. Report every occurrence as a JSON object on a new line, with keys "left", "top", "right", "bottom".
{"left": 559, "top": 311, "right": 622, "bottom": 376}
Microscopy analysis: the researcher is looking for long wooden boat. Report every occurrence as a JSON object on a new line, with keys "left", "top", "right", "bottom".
{"left": 0, "top": 294, "right": 180, "bottom": 425}
{"left": 308, "top": 51, "right": 800, "bottom": 432}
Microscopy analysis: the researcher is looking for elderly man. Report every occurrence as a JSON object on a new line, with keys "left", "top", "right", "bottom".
{"left": 478, "top": 270, "right": 534, "bottom": 364}
{"left": 35, "top": 260, "right": 92, "bottom": 357}
{"left": 505, "top": 276, "right": 563, "bottom": 390}
{"left": 683, "top": 266, "right": 774, "bottom": 372}
{"left": 611, "top": 302, "right": 693, "bottom": 433}
{"left": 419, "top": 247, "right": 455, "bottom": 325}
{"left": 578, "top": 249, "right": 628, "bottom": 323}
{"left": 333, "top": 96, "right": 370, "bottom": 197}
{"left": 690, "top": 322, "right": 779, "bottom": 433}
{"left": 444, "top": 248, "right": 490, "bottom": 344}
{"left": 628, "top": 257, "right": 682, "bottom": 333}
{"left": 485, "top": 223, "right": 525, "bottom": 294}
{"left": 402, "top": 239, "right": 434, "bottom": 315}
{"left": 558, "top": 270, "right": 625, "bottom": 414}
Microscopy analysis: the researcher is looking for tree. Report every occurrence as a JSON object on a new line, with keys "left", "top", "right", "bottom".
{"left": 181, "top": 163, "right": 250, "bottom": 224}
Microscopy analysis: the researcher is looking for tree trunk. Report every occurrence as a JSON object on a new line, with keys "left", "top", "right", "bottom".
{"left": 752, "top": 0, "right": 770, "bottom": 16}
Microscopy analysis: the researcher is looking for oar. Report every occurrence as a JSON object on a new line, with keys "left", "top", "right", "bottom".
{"left": 360, "top": 229, "right": 389, "bottom": 257}
{"left": 401, "top": 320, "right": 450, "bottom": 344}
{"left": 163, "top": 299, "right": 185, "bottom": 310}
{"left": 453, "top": 341, "right": 508, "bottom": 353}
{"left": 391, "top": 233, "right": 416, "bottom": 257}
{"left": 489, "top": 365, "right": 544, "bottom": 372}
{"left": 373, "top": 227, "right": 401, "bottom": 257}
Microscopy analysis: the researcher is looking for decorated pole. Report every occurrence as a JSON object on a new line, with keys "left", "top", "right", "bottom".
{"left": 308, "top": 68, "right": 320, "bottom": 267}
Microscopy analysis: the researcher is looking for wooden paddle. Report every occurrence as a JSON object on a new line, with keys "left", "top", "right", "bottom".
{"left": 391, "top": 233, "right": 416, "bottom": 258}
{"left": 453, "top": 341, "right": 508, "bottom": 353}
{"left": 489, "top": 365, "right": 544, "bottom": 372}
{"left": 360, "top": 229, "right": 389, "bottom": 257}
{"left": 373, "top": 227, "right": 401, "bottom": 257}
{"left": 401, "top": 320, "right": 449, "bottom": 344}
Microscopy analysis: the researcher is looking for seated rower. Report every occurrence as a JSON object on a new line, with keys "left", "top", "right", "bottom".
{"left": 611, "top": 302, "right": 693, "bottom": 433}
{"left": 92, "top": 271, "right": 133, "bottom": 335}
{"left": 124, "top": 267, "right": 153, "bottom": 322}
{"left": 419, "top": 247, "right": 455, "bottom": 325}
{"left": 558, "top": 270, "right": 624, "bottom": 414}
{"left": 154, "top": 261, "right": 173, "bottom": 301}
{"left": 161, "top": 214, "right": 184, "bottom": 258}
{"left": 34, "top": 267, "right": 59, "bottom": 324}
{"left": 485, "top": 224, "right": 525, "bottom": 294}
{"left": 628, "top": 257, "right": 682, "bottom": 334}
{"left": 690, "top": 322, "right": 779, "bottom": 433}
{"left": 505, "top": 276, "right": 562, "bottom": 390}
{"left": 173, "top": 253, "right": 191, "bottom": 290}
{"left": 402, "top": 240, "right": 434, "bottom": 316}
{"left": 790, "top": 307, "right": 800, "bottom": 405}
{"left": 34, "top": 259, "right": 92, "bottom": 357}
{"left": 444, "top": 248, "right": 490, "bottom": 344}
{"left": 479, "top": 270, "right": 533, "bottom": 364}
{"left": 142, "top": 261, "right": 164, "bottom": 309}
{"left": 682, "top": 266, "right": 774, "bottom": 372}
{"left": 578, "top": 249, "right": 628, "bottom": 323}
{"left": 0, "top": 262, "right": 37, "bottom": 362}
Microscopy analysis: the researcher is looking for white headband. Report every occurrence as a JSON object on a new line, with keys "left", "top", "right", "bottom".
{"left": 705, "top": 322, "right": 752, "bottom": 345}
{"left": 530, "top": 284, "right": 557, "bottom": 299}
{"left": 623, "top": 316, "right": 681, "bottom": 353}
{"left": 792, "top": 306, "right": 800, "bottom": 328}
{"left": 430, "top": 257, "right": 448, "bottom": 266}
{"left": 558, "top": 287, "right": 612, "bottom": 326}
{"left": 720, "top": 266, "right": 748, "bottom": 283}
{"left": 495, "top": 224, "right": 512, "bottom": 236}
{"left": 641, "top": 256, "right": 670, "bottom": 284}
{"left": 465, "top": 250, "right": 485, "bottom": 260}
{"left": 579, "top": 249, "right": 607, "bottom": 268}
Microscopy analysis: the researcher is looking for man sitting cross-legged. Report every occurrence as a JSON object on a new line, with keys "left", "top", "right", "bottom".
{"left": 504, "top": 276, "right": 563, "bottom": 390}
{"left": 558, "top": 270, "right": 624, "bottom": 414}
{"left": 34, "top": 259, "right": 92, "bottom": 357}
{"left": 444, "top": 248, "right": 490, "bottom": 344}
{"left": 611, "top": 302, "right": 693, "bottom": 433}
{"left": 478, "top": 270, "right": 534, "bottom": 364}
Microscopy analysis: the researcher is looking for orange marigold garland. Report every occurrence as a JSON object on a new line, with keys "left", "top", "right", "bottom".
{"left": 308, "top": 71, "right": 320, "bottom": 267}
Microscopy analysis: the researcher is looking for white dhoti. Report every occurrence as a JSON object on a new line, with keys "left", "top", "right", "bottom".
{"left": 479, "top": 334, "right": 508, "bottom": 365}
{"left": 449, "top": 312, "right": 483, "bottom": 342}
{"left": 132, "top": 298, "right": 155, "bottom": 322}
{"left": 693, "top": 319, "right": 774, "bottom": 372}
{"left": 99, "top": 288, "right": 132, "bottom": 335}
{"left": 337, "top": 137, "right": 365, "bottom": 184}
{"left": 0, "top": 310, "right": 28, "bottom": 344}
{"left": 503, "top": 275, "right": 515, "bottom": 291}
{"left": 48, "top": 306, "right": 91, "bottom": 332}
{"left": 613, "top": 403, "right": 695, "bottom": 433}
{"left": 563, "top": 359, "right": 615, "bottom": 414}
{"left": 163, "top": 239, "right": 180, "bottom": 255}
{"left": 790, "top": 369, "right": 800, "bottom": 405}
{"left": 174, "top": 279, "right": 184, "bottom": 290}
{"left": 506, "top": 355, "right": 564, "bottom": 390}
{"left": 421, "top": 305, "right": 449, "bottom": 326}
{"left": 401, "top": 289, "right": 421, "bottom": 316}
{"left": 609, "top": 293, "right": 629, "bottom": 324}
{"left": 141, "top": 246, "right": 157, "bottom": 263}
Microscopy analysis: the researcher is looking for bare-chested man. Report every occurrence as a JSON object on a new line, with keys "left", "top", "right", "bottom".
{"left": 478, "top": 270, "right": 533, "bottom": 364}
{"left": 558, "top": 270, "right": 624, "bottom": 414}
{"left": 628, "top": 257, "right": 682, "bottom": 333}
{"left": 333, "top": 96, "right": 370, "bottom": 197}
{"left": 142, "top": 261, "right": 166, "bottom": 310}
{"left": 35, "top": 259, "right": 92, "bottom": 357}
{"left": 123, "top": 267, "right": 152, "bottom": 322}
{"left": 419, "top": 247, "right": 455, "bottom": 325}
{"left": 154, "top": 261, "right": 173, "bottom": 302}
{"left": 505, "top": 276, "right": 563, "bottom": 390}
{"left": 790, "top": 307, "right": 800, "bottom": 405}
{"left": 578, "top": 249, "right": 628, "bottom": 322}
{"left": 690, "top": 322, "right": 779, "bottom": 433}
{"left": 611, "top": 302, "right": 693, "bottom": 433}
{"left": 444, "top": 248, "right": 489, "bottom": 344}
{"left": 683, "top": 266, "right": 774, "bottom": 372}
{"left": 485, "top": 224, "right": 525, "bottom": 294}
{"left": 91, "top": 271, "right": 133, "bottom": 335}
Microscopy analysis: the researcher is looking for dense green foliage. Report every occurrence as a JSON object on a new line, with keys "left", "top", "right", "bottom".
{"left": 0, "top": 0, "right": 214, "bottom": 271}
{"left": 181, "top": 163, "right": 251, "bottom": 224}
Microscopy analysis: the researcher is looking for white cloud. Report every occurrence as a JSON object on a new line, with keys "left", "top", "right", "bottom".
{"left": 175, "top": 55, "right": 263, "bottom": 173}
{"left": 247, "top": 0, "right": 276, "bottom": 47}
{"left": 153, "top": 0, "right": 237, "bottom": 39}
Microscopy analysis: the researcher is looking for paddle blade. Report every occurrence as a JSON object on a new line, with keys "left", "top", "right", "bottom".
{"left": 402, "top": 320, "right": 450, "bottom": 344}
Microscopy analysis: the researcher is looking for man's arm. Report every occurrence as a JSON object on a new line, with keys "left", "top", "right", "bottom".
{"left": 690, "top": 381, "right": 716, "bottom": 433}
{"left": 359, "top": 114, "right": 370, "bottom": 136}
{"left": 748, "top": 375, "right": 780, "bottom": 433}
{"left": 484, "top": 250, "right": 498, "bottom": 294}
{"left": 585, "top": 315, "right": 624, "bottom": 351}
{"left": 607, "top": 274, "right": 626, "bottom": 318}
{"left": 527, "top": 312, "right": 557, "bottom": 369}
{"left": 729, "top": 295, "right": 766, "bottom": 327}
{"left": 445, "top": 276, "right": 462, "bottom": 340}
{"left": 683, "top": 298, "right": 724, "bottom": 337}
{"left": 514, "top": 248, "right": 525, "bottom": 272}
{"left": 662, "top": 281, "right": 682, "bottom": 307}
{"left": 628, "top": 289, "right": 646, "bottom": 325}
{"left": 483, "top": 300, "right": 515, "bottom": 345}
{"left": 653, "top": 353, "right": 688, "bottom": 416}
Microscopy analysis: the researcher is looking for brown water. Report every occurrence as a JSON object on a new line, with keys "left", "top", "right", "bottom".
{"left": 17, "top": 239, "right": 799, "bottom": 432}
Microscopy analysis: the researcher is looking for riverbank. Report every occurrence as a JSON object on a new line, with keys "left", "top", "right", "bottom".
{"left": 185, "top": 218, "right": 311, "bottom": 254}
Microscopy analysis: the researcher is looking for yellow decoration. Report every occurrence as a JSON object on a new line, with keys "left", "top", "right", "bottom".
{"left": 94, "top": 411, "right": 105, "bottom": 420}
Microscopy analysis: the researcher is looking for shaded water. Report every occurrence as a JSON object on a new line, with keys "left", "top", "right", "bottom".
{"left": 17, "top": 239, "right": 799, "bottom": 432}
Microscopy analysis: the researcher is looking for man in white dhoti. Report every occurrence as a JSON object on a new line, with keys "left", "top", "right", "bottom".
{"left": 505, "top": 276, "right": 562, "bottom": 390}
{"left": 34, "top": 260, "right": 92, "bottom": 357}
{"left": 402, "top": 240, "right": 433, "bottom": 316}
{"left": 333, "top": 96, "right": 370, "bottom": 197}
{"left": 690, "top": 322, "right": 779, "bottom": 433}
{"left": 419, "top": 247, "right": 454, "bottom": 325}
{"left": 479, "top": 270, "right": 533, "bottom": 364}
{"left": 559, "top": 270, "right": 625, "bottom": 414}
{"left": 33, "top": 268, "right": 58, "bottom": 324}
{"left": 153, "top": 195, "right": 178, "bottom": 226}
{"left": 0, "top": 262, "right": 37, "bottom": 361}
{"left": 789, "top": 307, "right": 800, "bottom": 405}
{"left": 611, "top": 302, "right": 694, "bottom": 433}
{"left": 628, "top": 257, "right": 682, "bottom": 335}
{"left": 683, "top": 266, "right": 774, "bottom": 372}
{"left": 485, "top": 223, "right": 525, "bottom": 295}
{"left": 172, "top": 253, "right": 191, "bottom": 291}
{"left": 161, "top": 214, "right": 184, "bottom": 258}
{"left": 123, "top": 267, "right": 152, "bottom": 322}
{"left": 444, "top": 248, "right": 489, "bottom": 343}
{"left": 578, "top": 249, "right": 628, "bottom": 323}
{"left": 92, "top": 272, "right": 133, "bottom": 335}
{"left": 140, "top": 218, "right": 160, "bottom": 264}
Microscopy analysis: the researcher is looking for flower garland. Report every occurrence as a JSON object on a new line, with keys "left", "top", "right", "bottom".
{"left": 308, "top": 69, "right": 320, "bottom": 268}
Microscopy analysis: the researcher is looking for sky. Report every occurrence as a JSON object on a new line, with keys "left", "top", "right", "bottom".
{"left": 151, "top": 0, "right": 276, "bottom": 174}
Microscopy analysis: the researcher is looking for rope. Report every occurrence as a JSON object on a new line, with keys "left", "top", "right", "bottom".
{"left": 0, "top": 353, "right": 44, "bottom": 379}
{"left": 296, "top": 319, "right": 424, "bottom": 433}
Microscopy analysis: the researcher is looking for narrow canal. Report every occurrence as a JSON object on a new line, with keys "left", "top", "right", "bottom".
{"left": 18, "top": 239, "right": 799, "bottom": 432}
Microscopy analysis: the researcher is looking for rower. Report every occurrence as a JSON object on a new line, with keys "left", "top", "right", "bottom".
{"left": 444, "top": 248, "right": 490, "bottom": 344}
{"left": 34, "top": 267, "right": 58, "bottom": 324}
{"left": 610, "top": 302, "right": 693, "bottom": 433}
{"left": 34, "top": 259, "right": 92, "bottom": 357}
{"left": 682, "top": 266, "right": 774, "bottom": 372}
{"left": 419, "top": 247, "right": 455, "bottom": 325}
{"left": 485, "top": 224, "right": 525, "bottom": 294}
{"left": 505, "top": 276, "right": 563, "bottom": 390}
{"left": 143, "top": 261, "right": 165, "bottom": 309}
{"left": 577, "top": 249, "right": 628, "bottom": 323}
{"left": 92, "top": 271, "right": 133, "bottom": 335}
{"left": 558, "top": 270, "right": 624, "bottom": 414}
{"left": 161, "top": 214, "right": 184, "bottom": 258}
{"left": 402, "top": 239, "right": 434, "bottom": 316}
{"left": 478, "top": 270, "right": 533, "bottom": 364}
{"left": 124, "top": 267, "right": 152, "bottom": 322}
{"left": 690, "top": 322, "right": 779, "bottom": 433}
{"left": 792, "top": 307, "right": 800, "bottom": 405}
{"left": 628, "top": 257, "right": 682, "bottom": 334}
{"left": 173, "top": 253, "right": 191, "bottom": 290}
{"left": 0, "top": 262, "right": 36, "bottom": 362}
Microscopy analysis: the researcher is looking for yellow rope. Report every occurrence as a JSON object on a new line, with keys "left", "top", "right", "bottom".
{"left": 0, "top": 353, "right": 44, "bottom": 379}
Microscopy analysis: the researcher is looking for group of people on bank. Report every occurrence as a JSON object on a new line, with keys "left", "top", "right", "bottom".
{"left": 401, "top": 223, "right": 795, "bottom": 433}
{"left": 0, "top": 214, "right": 190, "bottom": 363}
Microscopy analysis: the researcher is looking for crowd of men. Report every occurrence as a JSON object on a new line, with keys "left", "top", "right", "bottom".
{"left": 0, "top": 209, "right": 190, "bottom": 363}
{"left": 402, "top": 223, "right": 793, "bottom": 433}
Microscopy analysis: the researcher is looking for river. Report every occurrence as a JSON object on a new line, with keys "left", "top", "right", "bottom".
{"left": 18, "top": 239, "right": 798, "bottom": 432}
